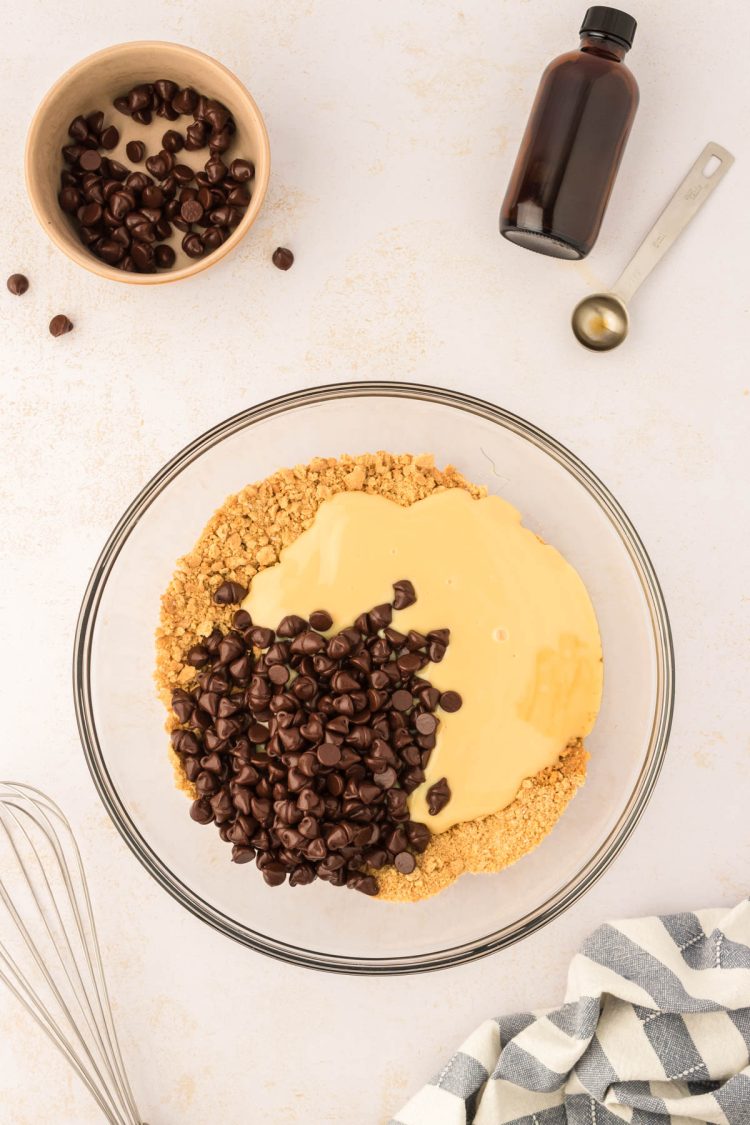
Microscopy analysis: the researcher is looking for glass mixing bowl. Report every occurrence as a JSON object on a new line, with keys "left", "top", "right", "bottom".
{"left": 73, "top": 383, "right": 673, "bottom": 974}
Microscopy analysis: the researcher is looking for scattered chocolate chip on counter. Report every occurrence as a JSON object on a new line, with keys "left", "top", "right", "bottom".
{"left": 49, "top": 314, "right": 74, "bottom": 337}
{"left": 272, "top": 246, "right": 294, "bottom": 271}
{"left": 171, "top": 580, "right": 458, "bottom": 893}
{"left": 6, "top": 273, "right": 29, "bottom": 295}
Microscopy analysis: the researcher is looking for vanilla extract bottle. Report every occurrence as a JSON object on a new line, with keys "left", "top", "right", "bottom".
{"left": 500, "top": 6, "right": 639, "bottom": 260}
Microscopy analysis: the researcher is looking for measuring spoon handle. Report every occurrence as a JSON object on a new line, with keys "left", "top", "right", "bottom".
{"left": 613, "top": 142, "right": 734, "bottom": 305}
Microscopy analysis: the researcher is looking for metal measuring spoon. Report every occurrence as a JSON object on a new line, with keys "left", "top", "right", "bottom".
{"left": 572, "top": 142, "right": 734, "bottom": 350}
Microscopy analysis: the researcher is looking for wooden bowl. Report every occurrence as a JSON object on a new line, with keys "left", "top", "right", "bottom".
{"left": 25, "top": 41, "right": 270, "bottom": 284}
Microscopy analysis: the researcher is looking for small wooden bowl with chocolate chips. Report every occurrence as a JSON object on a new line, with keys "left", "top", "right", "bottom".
{"left": 26, "top": 41, "right": 270, "bottom": 284}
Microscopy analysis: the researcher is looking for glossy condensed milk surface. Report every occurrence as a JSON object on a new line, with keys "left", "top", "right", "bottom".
{"left": 244, "top": 489, "right": 603, "bottom": 832}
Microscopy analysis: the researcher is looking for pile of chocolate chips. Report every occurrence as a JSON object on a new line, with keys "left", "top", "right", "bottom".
{"left": 171, "top": 579, "right": 460, "bottom": 894}
{"left": 58, "top": 81, "right": 255, "bottom": 272}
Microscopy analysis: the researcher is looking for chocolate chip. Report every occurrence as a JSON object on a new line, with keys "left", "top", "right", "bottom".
{"left": 315, "top": 742, "right": 341, "bottom": 767}
{"left": 6, "top": 273, "right": 28, "bottom": 295}
{"left": 185, "top": 120, "right": 208, "bottom": 150}
{"left": 87, "top": 110, "right": 106, "bottom": 135}
{"left": 358, "top": 781, "right": 382, "bottom": 805}
{"left": 272, "top": 246, "right": 294, "bottom": 270}
{"left": 261, "top": 862, "right": 287, "bottom": 887}
{"left": 288, "top": 864, "right": 314, "bottom": 886}
{"left": 386, "top": 788, "right": 409, "bottom": 820}
{"left": 276, "top": 614, "right": 307, "bottom": 638}
{"left": 78, "top": 201, "right": 102, "bottom": 226}
{"left": 406, "top": 821, "right": 431, "bottom": 852}
{"left": 49, "top": 314, "right": 74, "bottom": 337}
{"left": 100, "top": 125, "right": 119, "bottom": 149}
{"left": 181, "top": 199, "right": 204, "bottom": 224}
{"left": 172, "top": 86, "right": 198, "bottom": 114}
{"left": 162, "top": 128, "right": 184, "bottom": 152}
{"left": 97, "top": 238, "right": 124, "bottom": 264}
{"left": 79, "top": 149, "right": 102, "bottom": 172}
{"left": 347, "top": 874, "right": 378, "bottom": 895}
{"left": 186, "top": 644, "right": 210, "bottom": 668}
{"left": 208, "top": 204, "right": 233, "bottom": 227}
{"left": 426, "top": 777, "right": 451, "bottom": 815}
{"left": 394, "top": 851, "right": 416, "bottom": 873}
{"left": 190, "top": 798, "right": 213, "bottom": 824}
{"left": 128, "top": 84, "right": 153, "bottom": 113}
{"left": 155, "top": 244, "right": 176, "bottom": 270}
{"left": 142, "top": 184, "right": 165, "bottom": 207}
{"left": 439, "top": 691, "right": 462, "bottom": 713}
{"left": 417, "top": 686, "right": 441, "bottom": 711}
{"left": 124, "top": 171, "right": 149, "bottom": 192}
{"left": 68, "top": 114, "right": 90, "bottom": 140}
{"left": 415, "top": 712, "right": 437, "bottom": 736}
{"left": 249, "top": 626, "right": 275, "bottom": 649}
{"left": 226, "top": 185, "right": 250, "bottom": 207}
{"left": 397, "top": 652, "right": 421, "bottom": 676}
{"left": 182, "top": 232, "right": 204, "bottom": 258}
{"left": 392, "top": 689, "right": 413, "bottom": 712}
{"left": 309, "top": 609, "right": 333, "bottom": 631}
{"left": 233, "top": 609, "right": 252, "bottom": 631}
{"left": 131, "top": 242, "right": 155, "bottom": 272}
{"left": 153, "top": 78, "right": 178, "bottom": 103}
{"left": 201, "top": 228, "right": 225, "bottom": 252}
{"left": 213, "top": 581, "right": 247, "bottom": 605}
{"left": 62, "top": 143, "right": 83, "bottom": 165}
{"left": 385, "top": 826, "right": 408, "bottom": 855}
{"left": 204, "top": 102, "right": 229, "bottom": 133}
{"left": 108, "top": 159, "right": 129, "bottom": 181}
{"left": 199, "top": 158, "right": 222, "bottom": 184}
{"left": 173, "top": 162, "right": 195, "bottom": 183}
{"left": 59, "top": 186, "right": 81, "bottom": 213}
{"left": 392, "top": 579, "right": 417, "bottom": 609}
{"left": 209, "top": 128, "right": 231, "bottom": 154}
{"left": 370, "top": 603, "right": 393, "bottom": 631}
{"left": 230, "top": 158, "right": 255, "bottom": 181}
{"left": 145, "top": 151, "right": 173, "bottom": 179}
{"left": 268, "top": 663, "right": 290, "bottom": 686}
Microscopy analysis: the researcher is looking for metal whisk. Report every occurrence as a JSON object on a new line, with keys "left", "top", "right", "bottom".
{"left": 0, "top": 782, "right": 146, "bottom": 1124}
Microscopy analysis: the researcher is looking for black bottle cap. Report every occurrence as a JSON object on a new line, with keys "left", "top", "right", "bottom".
{"left": 580, "top": 6, "right": 637, "bottom": 49}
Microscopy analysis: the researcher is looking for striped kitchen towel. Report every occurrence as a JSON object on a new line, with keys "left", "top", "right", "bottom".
{"left": 391, "top": 899, "right": 750, "bottom": 1125}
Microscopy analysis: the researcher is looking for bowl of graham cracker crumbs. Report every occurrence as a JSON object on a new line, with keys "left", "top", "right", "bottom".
{"left": 74, "top": 382, "right": 673, "bottom": 973}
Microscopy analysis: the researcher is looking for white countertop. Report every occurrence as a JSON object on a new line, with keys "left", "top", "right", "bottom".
{"left": 1, "top": 2, "right": 748, "bottom": 1122}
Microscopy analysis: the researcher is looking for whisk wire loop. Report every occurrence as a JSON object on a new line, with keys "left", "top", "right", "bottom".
{"left": 0, "top": 783, "right": 145, "bottom": 1125}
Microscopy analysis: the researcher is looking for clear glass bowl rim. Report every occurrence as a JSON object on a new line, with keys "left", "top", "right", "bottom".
{"left": 73, "top": 381, "right": 674, "bottom": 975}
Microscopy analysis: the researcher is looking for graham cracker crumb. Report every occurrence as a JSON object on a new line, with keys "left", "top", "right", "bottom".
{"left": 375, "top": 744, "right": 588, "bottom": 902}
{"left": 155, "top": 452, "right": 590, "bottom": 902}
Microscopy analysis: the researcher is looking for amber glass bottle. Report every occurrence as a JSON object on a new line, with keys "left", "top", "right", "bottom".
{"left": 500, "top": 7, "right": 639, "bottom": 260}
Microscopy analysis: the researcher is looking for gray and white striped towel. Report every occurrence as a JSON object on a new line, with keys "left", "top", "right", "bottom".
{"left": 391, "top": 899, "right": 750, "bottom": 1125}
